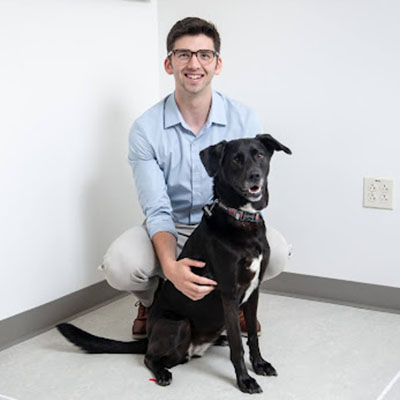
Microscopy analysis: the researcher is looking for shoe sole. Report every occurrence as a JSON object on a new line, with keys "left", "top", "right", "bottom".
{"left": 132, "top": 333, "right": 147, "bottom": 340}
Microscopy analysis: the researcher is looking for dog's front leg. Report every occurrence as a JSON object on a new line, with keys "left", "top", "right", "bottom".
{"left": 243, "top": 289, "right": 277, "bottom": 377}
{"left": 222, "top": 296, "right": 262, "bottom": 394}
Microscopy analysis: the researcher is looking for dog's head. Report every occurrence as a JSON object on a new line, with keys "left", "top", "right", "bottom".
{"left": 200, "top": 134, "right": 291, "bottom": 210}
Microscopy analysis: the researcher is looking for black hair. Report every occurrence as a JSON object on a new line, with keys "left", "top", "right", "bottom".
{"left": 167, "top": 17, "right": 221, "bottom": 53}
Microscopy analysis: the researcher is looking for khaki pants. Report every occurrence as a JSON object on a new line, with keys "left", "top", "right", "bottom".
{"left": 100, "top": 223, "right": 290, "bottom": 307}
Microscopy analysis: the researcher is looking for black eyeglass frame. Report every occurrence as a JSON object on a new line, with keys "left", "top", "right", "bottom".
{"left": 167, "top": 49, "right": 220, "bottom": 63}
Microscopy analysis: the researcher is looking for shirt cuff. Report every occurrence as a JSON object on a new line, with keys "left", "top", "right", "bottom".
{"left": 146, "top": 217, "right": 178, "bottom": 240}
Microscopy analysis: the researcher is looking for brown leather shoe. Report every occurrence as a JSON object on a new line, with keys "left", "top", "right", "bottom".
{"left": 132, "top": 301, "right": 150, "bottom": 339}
{"left": 132, "top": 279, "right": 164, "bottom": 339}
{"left": 239, "top": 310, "right": 261, "bottom": 337}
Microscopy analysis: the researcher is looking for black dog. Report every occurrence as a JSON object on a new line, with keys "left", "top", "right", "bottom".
{"left": 57, "top": 134, "right": 291, "bottom": 394}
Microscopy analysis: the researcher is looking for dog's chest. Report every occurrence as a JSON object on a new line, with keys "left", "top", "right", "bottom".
{"left": 240, "top": 254, "right": 263, "bottom": 305}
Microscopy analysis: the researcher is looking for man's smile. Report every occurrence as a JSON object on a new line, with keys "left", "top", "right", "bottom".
{"left": 184, "top": 72, "right": 204, "bottom": 82}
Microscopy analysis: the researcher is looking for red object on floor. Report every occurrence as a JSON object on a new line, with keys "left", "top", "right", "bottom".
{"left": 149, "top": 378, "right": 156, "bottom": 382}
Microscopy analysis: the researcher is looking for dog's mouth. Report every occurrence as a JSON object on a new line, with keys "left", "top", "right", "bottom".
{"left": 238, "top": 184, "right": 264, "bottom": 202}
{"left": 248, "top": 185, "right": 261, "bottom": 195}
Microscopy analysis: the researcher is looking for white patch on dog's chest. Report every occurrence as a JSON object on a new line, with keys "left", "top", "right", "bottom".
{"left": 240, "top": 203, "right": 258, "bottom": 213}
{"left": 188, "top": 342, "right": 213, "bottom": 358}
{"left": 241, "top": 255, "right": 263, "bottom": 305}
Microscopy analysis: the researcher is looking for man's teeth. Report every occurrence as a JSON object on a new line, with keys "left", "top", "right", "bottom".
{"left": 186, "top": 74, "right": 202, "bottom": 79}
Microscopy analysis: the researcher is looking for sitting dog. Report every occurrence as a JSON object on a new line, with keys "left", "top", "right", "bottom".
{"left": 57, "top": 134, "right": 291, "bottom": 394}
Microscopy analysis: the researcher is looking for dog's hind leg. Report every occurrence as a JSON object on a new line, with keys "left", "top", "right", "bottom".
{"left": 243, "top": 290, "right": 277, "bottom": 377}
{"left": 145, "top": 318, "right": 191, "bottom": 386}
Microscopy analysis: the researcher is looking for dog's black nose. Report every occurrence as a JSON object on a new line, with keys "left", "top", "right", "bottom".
{"left": 248, "top": 170, "right": 261, "bottom": 183}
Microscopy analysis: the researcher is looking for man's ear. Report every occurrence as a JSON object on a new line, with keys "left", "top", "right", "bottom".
{"left": 164, "top": 56, "right": 174, "bottom": 75}
{"left": 215, "top": 55, "right": 222, "bottom": 75}
{"left": 256, "top": 134, "right": 292, "bottom": 155}
{"left": 200, "top": 140, "right": 228, "bottom": 177}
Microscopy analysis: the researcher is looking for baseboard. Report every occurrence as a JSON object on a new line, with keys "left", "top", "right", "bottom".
{"left": 2, "top": 273, "right": 399, "bottom": 352}
{"left": 0, "top": 280, "right": 127, "bottom": 351}
{"left": 261, "top": 272, "right": 400, "bottom": 314}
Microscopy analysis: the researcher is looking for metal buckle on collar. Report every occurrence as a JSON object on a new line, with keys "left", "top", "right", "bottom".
{"left": 202, "top": 199, "right": 219, "bottom": 218}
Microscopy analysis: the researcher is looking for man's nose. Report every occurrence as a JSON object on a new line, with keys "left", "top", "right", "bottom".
{"left": 187, "top": 53, "right": 202, "bottom": 68}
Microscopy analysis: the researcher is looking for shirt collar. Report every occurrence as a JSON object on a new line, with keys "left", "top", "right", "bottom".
{"left": 206, "top": 91, "right": 227, "bottom": 127}
{"left": 164, "top": 93, "right": 184, "bottom": 129}
{"left": 164, "top": 91, "right": 227, "bottom": 130}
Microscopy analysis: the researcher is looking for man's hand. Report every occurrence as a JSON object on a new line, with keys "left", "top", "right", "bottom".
{"left": 152, "top": 231, "right": 217, "bottom": 301}
{"left": 163, "top": 258, "right": 217, "bottom": 301}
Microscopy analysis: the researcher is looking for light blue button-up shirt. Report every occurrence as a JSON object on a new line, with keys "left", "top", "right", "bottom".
{"left": 128, "top": 91, "right": 263, "bottom": 239}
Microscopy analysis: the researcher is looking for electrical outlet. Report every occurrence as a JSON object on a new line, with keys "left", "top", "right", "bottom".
{"left": 363, "top": 177, "right": 394, "bottom": 210}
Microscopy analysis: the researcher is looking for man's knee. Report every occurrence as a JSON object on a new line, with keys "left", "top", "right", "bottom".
{"left": 264, "top": 227, "right": 291, "bottom": 281}
{"left": 99, "top": 226, "right": 158, "bottom": 292}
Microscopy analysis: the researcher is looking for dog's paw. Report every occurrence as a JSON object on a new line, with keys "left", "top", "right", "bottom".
{"left": 253, "top": 359, "right": 278, "bottom": 377}
{"left": 156, "top": 369, "right": 172, "bottom": 386}
{"left": 237, "top": 376, "right": 263, "bottom": 394}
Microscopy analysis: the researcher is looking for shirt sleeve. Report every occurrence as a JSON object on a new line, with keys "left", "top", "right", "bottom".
{"left": 245, "top": 107, "right": 264, "bottom": 138}
{"left": 128, "top": 121, "right": 177, "bottom": 239}
{"left": 229, "top": 96, "right": 264, "bottom": 139}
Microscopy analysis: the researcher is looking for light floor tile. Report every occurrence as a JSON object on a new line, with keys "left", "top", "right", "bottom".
{"left": 1, "top": 293, "right": 400, "bottom": 400}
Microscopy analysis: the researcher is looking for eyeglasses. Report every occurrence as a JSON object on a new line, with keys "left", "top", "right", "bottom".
{"left": 167, "top": 49, "right": 219, "bottom": 65}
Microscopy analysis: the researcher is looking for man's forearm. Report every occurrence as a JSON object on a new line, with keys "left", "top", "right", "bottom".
{"left": 152, "top": 231, "right": 177, "bottom": 278}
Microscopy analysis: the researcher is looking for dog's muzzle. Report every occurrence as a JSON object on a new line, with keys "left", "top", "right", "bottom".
{"left": 242, "top": 175, "right": 264, "bottom": 201}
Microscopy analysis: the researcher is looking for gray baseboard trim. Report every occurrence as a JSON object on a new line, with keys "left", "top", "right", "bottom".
{"left": 2, "top": 273, "right": 399, "bottom": 352}
{"left": 261, "top": 272, "right": 400, "bottom": 314}
{"left": 0, "top": 280, "right": 127, "bottom": 351}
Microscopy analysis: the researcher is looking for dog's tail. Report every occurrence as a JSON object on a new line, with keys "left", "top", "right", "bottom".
{"left": 57, "top": 323, "right": 148, "bottom": 354}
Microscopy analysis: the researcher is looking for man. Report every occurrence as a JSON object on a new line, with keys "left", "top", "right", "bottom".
{"left": 100, "top": 17, "right": 290, "bottom": 339}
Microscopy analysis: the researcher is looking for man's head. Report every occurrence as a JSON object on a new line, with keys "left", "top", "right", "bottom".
{"left": 165, "top": 18, "right": 222, "bottom": 98}
{"left": 166, "top": 17, "right": 221, "bottom": 54}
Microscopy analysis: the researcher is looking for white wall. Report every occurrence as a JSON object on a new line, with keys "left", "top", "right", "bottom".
{"left": 0, "top": 0, "right": 159, "bottom": 320}
{"left": 157, "top": 1, "right": 400, "bottom": 288}
{"left": 1, "top": 0, "right": 398, "bottom": 322}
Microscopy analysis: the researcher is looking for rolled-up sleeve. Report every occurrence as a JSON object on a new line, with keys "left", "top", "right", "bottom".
{"left": 128, "top": 122, "right": 177, "bottom": 239}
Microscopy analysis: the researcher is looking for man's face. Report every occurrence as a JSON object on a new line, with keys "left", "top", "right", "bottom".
{"left": 164, "top": 34, "right": 222, "bottom": 97}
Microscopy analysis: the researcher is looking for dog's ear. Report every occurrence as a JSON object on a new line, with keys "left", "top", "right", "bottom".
{"left": 200, "top": 140, "right": 228, "bottom": 177}
{"left": 256, "top": 134, "right": 292, "bottom": 155}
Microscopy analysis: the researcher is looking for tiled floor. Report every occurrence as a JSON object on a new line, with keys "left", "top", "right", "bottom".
{"left": 0, "top": 293, "right": 400, "bottom": 400}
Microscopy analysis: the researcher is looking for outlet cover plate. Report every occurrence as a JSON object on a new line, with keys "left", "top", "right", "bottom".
{"left": 363, "top": 177, "right": 394, "bottom": 210}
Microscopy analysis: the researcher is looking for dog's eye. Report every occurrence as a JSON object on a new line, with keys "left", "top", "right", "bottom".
{"left": 233, "top": 154, "right": 243, "bottom": 164}
{"left": 255, "top": 153, "right": 264, "bottom": 160}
